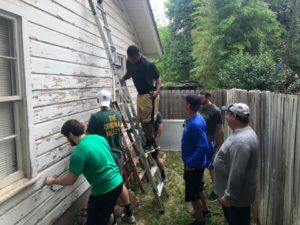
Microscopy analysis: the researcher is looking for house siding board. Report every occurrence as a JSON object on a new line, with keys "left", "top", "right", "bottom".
{"left": 0, "top": 0, "right": 139, "bottom": 224}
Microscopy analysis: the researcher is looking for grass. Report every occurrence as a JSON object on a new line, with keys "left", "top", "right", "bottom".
{"left": 132, "top": 151, "right": 227, "bottom": 225}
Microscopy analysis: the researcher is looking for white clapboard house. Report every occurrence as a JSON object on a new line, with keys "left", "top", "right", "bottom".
{"left": 0, "top": 0, "right": 162, "bottom": 224}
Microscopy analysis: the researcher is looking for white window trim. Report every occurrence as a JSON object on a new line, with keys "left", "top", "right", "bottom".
{"left": 0, "top": 7, "right": 37, "bottom": 202}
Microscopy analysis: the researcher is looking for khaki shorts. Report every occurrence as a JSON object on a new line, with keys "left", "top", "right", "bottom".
{"left": 137, "top": 94, "right": 159, "bottom": 123}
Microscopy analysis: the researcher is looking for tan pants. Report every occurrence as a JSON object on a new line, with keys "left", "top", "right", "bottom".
{"left": 137, "top": 94, "right": 159, "bottom": 123}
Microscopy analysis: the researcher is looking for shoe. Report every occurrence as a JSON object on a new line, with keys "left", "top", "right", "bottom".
{"left": 208, "top": 191, "right": 218, "bottom": 201}
{"left": 120, "top": 213, "right": 136, "bottom": 224}
{"left": 143, "top": 145, "right": 155, "bottom": 153}
{"left": 162, "top": 176, "right": 168, "bottom": 182}
{"left": 202, "top": 210, "right": 211, "bottom": 217}
{"left": 153, "top": 144, "right": 160, "bottom": 150}
{"left": 191, "top": 211, "right": 211, "bottom": 218}
{"left": 187, "top": 220, "right": 205, "bottom": 225}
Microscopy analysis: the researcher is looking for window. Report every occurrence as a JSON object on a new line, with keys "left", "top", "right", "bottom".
{"left": 0, "top": 12, "right": 26, "bottom": 188}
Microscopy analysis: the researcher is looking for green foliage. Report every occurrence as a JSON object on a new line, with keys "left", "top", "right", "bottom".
{"left": 218, "top": 52, "right": 286, "bottom": 91}
{"left": 164, "top": 0, "right": 197, "bottom": 80}
{"left": 191, "top": 0, "right": 283, "bottom": 88}
{"left": 152, "top": 27, "right": 178, "bottom": 82}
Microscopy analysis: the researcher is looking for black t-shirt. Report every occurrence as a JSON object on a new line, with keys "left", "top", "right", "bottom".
{"left": 199, "top": 104, "right": 222, "bottom": 141}
{"left": 126, "top": 56, "right": 160, "bottom": 95}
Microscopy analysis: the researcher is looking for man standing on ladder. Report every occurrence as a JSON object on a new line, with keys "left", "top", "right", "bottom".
{"left": 120, "top": 45, "right": 161, "bottom": 152}
{"left": 86, "top": 89, "right": 136, "bottom": 224}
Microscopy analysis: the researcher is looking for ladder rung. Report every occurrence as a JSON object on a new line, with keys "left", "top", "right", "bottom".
{"left": 110, "top": 46, "right": 116, "bottom": 52}
{"left": 132, "top": 157, "right": 140, "bottom": 165}
{"left": 103, "top": 26, "right": 111, "bottom": 32}
{"left": 138, "top": 170, "right": 146, "bottom": 180}
{"left": 157, "top": 182, "right": 164, "bottom": 197}
{"left": 150, "top": 166, "right": 157, "bottom": 177}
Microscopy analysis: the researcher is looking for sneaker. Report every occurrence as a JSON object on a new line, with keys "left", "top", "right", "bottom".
{"left": 202, "top": 210, "right": 211, "bottom": 218}
{"left": 143, "top": 145, "right": 155, "bottom": 153}
{"left": 153, "top": 144, "right": 160, "bottom": 150}
{"left": 162, "top": 176, "right": 168, "bottom": 182}
{"left": 208, "top": 191, "right": 218, "bottom": 201}
{"left": 191, "top": 211, "right": 211, "bottom": 218}
{"left": 120, "top": 213, "right": 136, "bottom": 224}
{"left": 187, "top": 220, "right": 205, "bottom": 225}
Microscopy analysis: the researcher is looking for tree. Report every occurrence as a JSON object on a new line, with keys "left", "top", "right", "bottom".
{"left": 165, "top": 0, "right": 197, "bottom": 80}
{"left": 152, "top": 27, "right": 178, "bottom": 82}
{"left": 265, "top": 0, "right": 300, "bottom": 74}
{"left": 218, "top": 52, "right": 287, "bottom": 91}
{"left": 192, "top": 0, "right": 283, "bottom": 88}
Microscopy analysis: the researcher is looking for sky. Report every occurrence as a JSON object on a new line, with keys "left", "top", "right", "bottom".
{"left": 149, "top": 0, "right": 169, "bottom": 26}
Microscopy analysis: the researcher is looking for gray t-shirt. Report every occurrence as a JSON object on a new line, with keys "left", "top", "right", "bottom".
{"left": 213, "top": 126, "right": 258, "bottom": 207}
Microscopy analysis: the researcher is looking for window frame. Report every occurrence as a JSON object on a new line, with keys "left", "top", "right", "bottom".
{"left": 0, "top": 9, "right": 35, "bottom": 194}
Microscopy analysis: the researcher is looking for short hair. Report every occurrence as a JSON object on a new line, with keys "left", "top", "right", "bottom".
{"left": 61, "top": 119, "right": 84, "bottom": 137}
{"left": 127, "top": 45, "right": 140, "bottom": 57}
{"left": 227, "top": 111, "right": 250, "bottom": 124}
{"left": 199, "top": 91, "right": 211, "bottom": 98}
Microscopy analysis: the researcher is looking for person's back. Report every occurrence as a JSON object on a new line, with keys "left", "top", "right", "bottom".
{"left": 86, "top": 108, "right": 123, "bottom": 159}
{"left": 70, "top": 134, "right": 122, "bottom": 196}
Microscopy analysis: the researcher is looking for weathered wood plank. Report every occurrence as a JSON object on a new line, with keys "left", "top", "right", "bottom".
{"left": 32, "top": 74, "right": 112, "bottom": 90}
{"left": 37, "top": 143, "right": 72, "bottom": 173}
{"left": 30, "top": 40, "right": 110, "bottom": 69}
{"left": 33, "top": 98, "right": 98, "bottom": 124}
{"left": 34, "top": 109, "right": 98, "bottom": 140}
{"left": 35, "top": 133, "right": 67, "bottom": 157}
{"left": 0, "top": 176, "right": 87, "bottom": 225}
{"left": 283, "top": 95, "right": 298, "bottom": 224}
{"left": 30, "top": 57, "right": 112, "bottom": 77}
{"left": 28, "top": 22, "right": 107, "bottom": 59}
{"left": 32, "top": 89, "right": 103, "bottom": 107}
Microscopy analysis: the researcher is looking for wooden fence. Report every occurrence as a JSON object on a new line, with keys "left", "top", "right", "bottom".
{"left": 159, "top": 89, "right": 300, "bottom": 225}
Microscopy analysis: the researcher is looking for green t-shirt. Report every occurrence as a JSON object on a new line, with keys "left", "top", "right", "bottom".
{"left": 68, "top": 135, "right": 123, "bottom": 196}
{"left": 87, "top": 109, "right": 123, "bottom": 159}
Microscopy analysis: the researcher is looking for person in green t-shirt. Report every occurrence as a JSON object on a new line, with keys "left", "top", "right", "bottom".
{"left": 45, "top": 119, "right": 122, "bottom": 225}
{"left": 86, "top": 89, "right": 135, "bottom": 224}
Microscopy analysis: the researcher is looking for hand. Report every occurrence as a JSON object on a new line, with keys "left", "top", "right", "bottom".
{"left": 219, "top": 195, "right": 231, "bottom": 207}
{"left": 120, "top": 78, "right": 126, "bottom": 86}
{"left": 45, "top": 176, "right": 56, "bottom": 186}
{"left": 150, "top": 91, "right": 159, "bottom": 98}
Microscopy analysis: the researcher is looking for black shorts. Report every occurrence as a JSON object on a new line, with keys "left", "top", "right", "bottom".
{"left": 151, "top": 148, "right": 159, "bottom": 159}
{"left": 183, "top": 168, "right": 204, "bottom": 202}
{"left": 87, "top": 183, "right": 123, "bottom": 225}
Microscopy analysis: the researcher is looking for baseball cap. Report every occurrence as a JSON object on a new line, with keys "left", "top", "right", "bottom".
{"left": 98, "top": 89, "right": 112, "bottom": 107}
{"left": 221, "top": 103, "right": 250, "bottom": 118}
{"left": 182, "top": 95, "right": 201, "bottom": 110}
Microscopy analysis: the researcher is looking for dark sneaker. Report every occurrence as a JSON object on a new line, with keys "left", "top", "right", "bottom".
{"left": 191, "top": 211, "right": 211, "bottom": 218}
{"left": 202, "top": 210, "right": 211, "bottom": 218}
{"left": 187, "top": 220, "right": 205, "bottom": 225}
{"left": 208, "top": 191, "right": 218, "bottom": 201}
{"left": 153, "top": 144, "right": 160, "bottom": 150}
{"left": 144, "top": 145, "right": 155, "bottom": 153}
{"left": 162, "top": 176, "right": 168, "bottom": 182}
{"left": 120, "top": 213, "right": 136, "bottom": 224}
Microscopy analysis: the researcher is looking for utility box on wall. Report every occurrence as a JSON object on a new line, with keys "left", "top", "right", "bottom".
{"left": 160, "top": 119, "right": 184, "bottom": 151}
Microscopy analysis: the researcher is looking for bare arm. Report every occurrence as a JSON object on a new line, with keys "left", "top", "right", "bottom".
{"left": 154, "top": 123, "right": 163, "bottom": 143}
{"left": 155, "top": 78, "right": 162, "bottom": 93}
{"left": 215, "top": 124, "right": 225, "bottom": 150}
{"left": 45, "top": 173, "right": 78, "bottom": 186}
{"left": 120, "top": 71, "right": 132, "bottom": 83}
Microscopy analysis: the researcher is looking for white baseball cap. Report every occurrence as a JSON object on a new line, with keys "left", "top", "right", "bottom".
{"left": 98, "top": 89, "right": 112, "bottom": 107}
{"left": 221, "top": 103, "right": 250, "bottom": 118}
